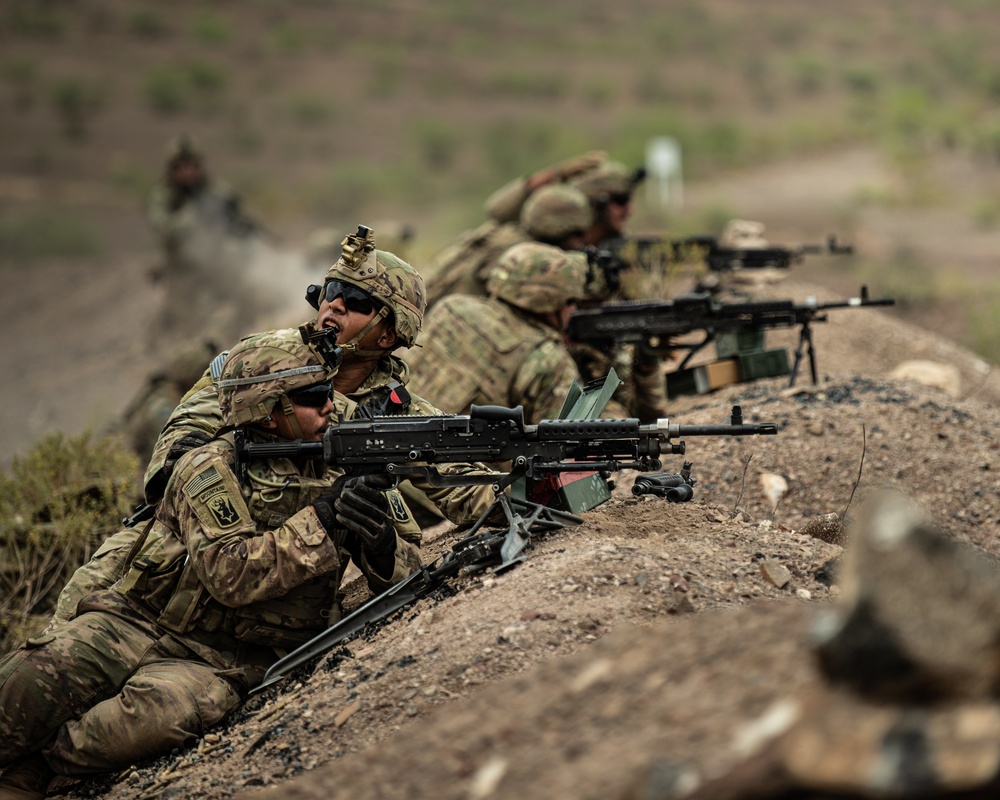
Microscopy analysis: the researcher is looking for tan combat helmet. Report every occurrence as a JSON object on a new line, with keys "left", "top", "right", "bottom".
{"left": 570, "top": 160, "right": 645, "bottom": 206}
{"left": 218, "top": 328, "right": 336, "bottom": 436}
{"left": 165, "top": 133, "right": 204, "bottom": 166}
{"left": 521, "top": 184, "right": 594, "bottom": 245}
{"left": 486, "top": 241, "right": 590, "bottom": 314}
{"left": 322, "top": 225, "right": 426, "bottom": 351}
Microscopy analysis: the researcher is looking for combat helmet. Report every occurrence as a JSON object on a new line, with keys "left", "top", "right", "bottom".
{"left": 570, "top": 160, "right": 646, "bottom": 206}
{"left": 487, "top": 241, "right": 589, "bottom": 314}
{"left": 315, "top": 224, "right": 425, "bottom": 351}
{"left": 218, "top": 328, "right": 336, "bottom": 436}
{"left": 165, "top": 133, "right": 204, "bottom": 167}
{"left": 521, "top": 185, "right": 593, "bottom": 244}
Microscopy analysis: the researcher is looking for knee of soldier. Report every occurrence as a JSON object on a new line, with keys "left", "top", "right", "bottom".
{"left": 122, "top": 660, "right": 243, "bottom": 733}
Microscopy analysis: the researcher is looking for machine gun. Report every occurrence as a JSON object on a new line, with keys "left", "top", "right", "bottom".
{"left": 242, "top": 402, "right": 777, "bottom": 694}
{"left": 598, "top": 234, "right": 853, "bottom": 292}
{"left": 566, "top": 286, "right": 895, "bottom": 387}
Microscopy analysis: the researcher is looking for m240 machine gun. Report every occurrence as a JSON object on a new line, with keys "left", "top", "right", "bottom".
{"left": 243, "top": 388, "right": 777, "bottom": 693}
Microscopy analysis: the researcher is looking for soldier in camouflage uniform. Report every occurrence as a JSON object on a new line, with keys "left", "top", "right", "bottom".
{"left": 146, "top": 135, "right": 246, "bottom": 267}
{"left": 407, "top": 241, "right": 629, "bottom": 423}
{"left": 482, "top": 150, "right": 608, "bottom": 224}
{"left": 569, "top": 159, "right": 645, "bottom": 247}
{"left": 44, "top": 231, "right": 496, "bottom": 633}
{"left": 0, "top": 330, "right": 422, "bottom": 797}
{"left": 425, "top": 183, "right": 595, "bottom": 309}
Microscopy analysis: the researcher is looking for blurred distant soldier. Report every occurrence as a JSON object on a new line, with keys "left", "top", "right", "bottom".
{"left": 425, "top": 183, "right": 594, "bottom": 309}
{"left": 145, "top": 135, "right": 276, "bottom": 356}
{"left": 146, "top": 134, "right": 253, "bottom": 269}
{"left": 408, "top": 241, "right": 629, "bottom": 423}
{"left": 482, "top": 150, "right": 608, "bottom": 224}
{"left": 0, "top": 330, "right": 424, "bottom": 797}
{"left": 569, "top": 159, "right": 646, "bottom": 247}
{"left": 118, "top": 340, "right": 219, "bottom": 464}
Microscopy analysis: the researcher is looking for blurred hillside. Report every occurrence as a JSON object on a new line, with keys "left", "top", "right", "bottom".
{"left": 1, "top": 0, "right": 999, "bottom": 462}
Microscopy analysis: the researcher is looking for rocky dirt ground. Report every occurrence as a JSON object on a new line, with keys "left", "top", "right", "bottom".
{"left": 38, "top": 276, "right": 1000, "bottom": 800}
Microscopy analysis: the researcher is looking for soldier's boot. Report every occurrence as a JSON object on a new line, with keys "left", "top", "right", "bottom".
{"left": 0, "top": 754, "right": 54, "bottom": 799}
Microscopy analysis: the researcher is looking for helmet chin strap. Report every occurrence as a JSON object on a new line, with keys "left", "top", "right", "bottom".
{"left": 277, "top": 395, "right": 304, "bottom": 439}
{"left": 337, "top": 306, "right": 393, "bottom": 358}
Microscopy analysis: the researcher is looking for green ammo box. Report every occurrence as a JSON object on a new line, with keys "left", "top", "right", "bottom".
{"left": 736, "top": 347, "right": 791, "bottom": 380}
{"left": 715, "top": 329, "right": 767, "bottom": 358}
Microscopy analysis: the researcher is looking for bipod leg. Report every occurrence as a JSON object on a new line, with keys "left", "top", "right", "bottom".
{"left": 789, "top": 323, "right": 815, "bottom": 387}
{"left": 496, "top": 495, "right": 584, "bottom": 571}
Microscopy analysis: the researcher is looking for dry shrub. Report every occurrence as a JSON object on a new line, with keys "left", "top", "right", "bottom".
{"left": 0, "top": 431, "right": 139, "bottom": 654}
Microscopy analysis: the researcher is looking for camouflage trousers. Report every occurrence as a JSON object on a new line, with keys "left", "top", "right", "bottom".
{"left": 0, "top": 610, "right": 242, "bottom": 776}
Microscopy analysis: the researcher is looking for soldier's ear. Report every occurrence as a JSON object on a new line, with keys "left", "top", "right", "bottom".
{"left": 378, "top": 327, "right": 398, "bottom": 348}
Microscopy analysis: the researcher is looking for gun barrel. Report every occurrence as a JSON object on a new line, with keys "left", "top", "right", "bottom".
{"left": 649, "top": 421, "right": 778, "bottom": 438}
{"left": 242, "top": 440, "right": 325, "bottom": 459}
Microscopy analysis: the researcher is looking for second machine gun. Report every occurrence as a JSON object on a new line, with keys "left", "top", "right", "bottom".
{"left": 566, "top": 286, "right": 895, "bottom": 387}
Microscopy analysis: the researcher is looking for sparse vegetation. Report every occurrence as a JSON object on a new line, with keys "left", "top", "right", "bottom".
{"left": 0, "top": 207, "right": 104, "bottom": 263}
{"left": 49, "top": 77, "right": 107, "bottom": 139}
{"left": 0, "top": 431, "right": 138, "bottom": 655}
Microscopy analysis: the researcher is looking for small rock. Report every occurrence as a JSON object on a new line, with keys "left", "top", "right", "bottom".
{"left": 760, "top": 559, "right": 792, "bottom": 589}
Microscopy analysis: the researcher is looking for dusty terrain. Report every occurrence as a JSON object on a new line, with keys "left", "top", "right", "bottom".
{"left": 3, "top": 2, "right": 1000, "bottom": 796}
{"left": 32, "top": 275, "right": 999, "bottom": 800}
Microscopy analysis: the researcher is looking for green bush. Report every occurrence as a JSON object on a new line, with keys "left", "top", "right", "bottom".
{"left": 142, "top": 66, "right": 187, "bottom": 115}
{"left": 410, "top": 119, "right": 461, "bottom": 170}
{"left": 6, "top": 4, "right": 64, "bottom": 38}
{"left": 269, "top": 23, "right": 307, "bottom": 53}
{"left": 0, "top": 208, "right": 104, "bottom": 263}
{"left": 286, "top": 94, "right": 334, "bottom": 127}
{"left": 485, "top": 69, "right": 569, "bottom": 100}
{"left": 0, "top": 431, "right": 139, "bottom": 654}
{"left": 789, "top": 55, "right": 828, "bottom": 95}
{"left": 49, "top": 78, "right": 107, "bottom": 139}
{"left": 2, "top": 58, "right": 39, "bottom": 112}
{"left": 128, "top": 8, "right": 170, "bottom": 39}
{"left": 191, "top": 9, "right": 231, "bottom": 45}
{"left": 142, "top": 62, "right": 230, "bottom": 116}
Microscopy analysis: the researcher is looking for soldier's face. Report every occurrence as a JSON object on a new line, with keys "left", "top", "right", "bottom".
{"left": 274, "top": 394, "right": 335, "bottom": 442}
{"left": 316, "top": 292, "right": 396, "bottom": 353}
{"left": 604, "top": 193, "right": 633, "bottom": 235}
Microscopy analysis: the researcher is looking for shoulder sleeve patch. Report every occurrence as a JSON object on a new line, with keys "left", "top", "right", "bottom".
{"left": 184, "top": 464, "right": 223, "bottom": 498}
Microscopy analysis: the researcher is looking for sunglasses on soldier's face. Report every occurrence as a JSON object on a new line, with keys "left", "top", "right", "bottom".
{"left": 607, "top": 193, "right": 633, "bottom": 206}
{"left": 287, "top": 381, "right": 333, "bottom": 408}
{"left": 323, "top": 279, "right": 381, "bottom": 316}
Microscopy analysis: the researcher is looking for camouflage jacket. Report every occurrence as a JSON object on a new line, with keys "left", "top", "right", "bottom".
{"left": 424, "top": 221, "right": 528, "bottom": 310}
{"left": 405, "top": 294, "right": 621, "bottom": 424}
{"left": 111, "top": 432, "right": 422, "bottom": 671}
{"left": 143, "top": 353, "right": 496, "bottom": 527}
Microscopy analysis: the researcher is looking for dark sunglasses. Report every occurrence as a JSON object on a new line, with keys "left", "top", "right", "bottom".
{"left": 287, "top": 381, "right": 333, "bottom": 408}
{"left": 323, "top": 279, "right": 381, "bottom": 315}
{"left": 607, "top": 192, "right": 633, "bottom": 206}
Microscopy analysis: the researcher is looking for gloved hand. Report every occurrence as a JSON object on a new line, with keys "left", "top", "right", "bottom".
{"left": 635, "top": 343, "right": 662, "bottom": 369}
{"left": 334, "top": 474, "right": 397, "bottom": 559}
{"left": 554, "top": 150, "right": 607, "bottom": 181}
{"left": 312, "top": 474, "right": 351, "bottom": 534}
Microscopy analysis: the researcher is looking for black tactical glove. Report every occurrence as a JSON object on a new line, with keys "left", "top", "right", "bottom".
{"left": 634, "top": 343, "right": 663, "bottom": 374}
{"left": 312, "top": 474, "right": 351, "bottom": 534}
{"left": 334, "top": 474, "right": 397, "bottom": 559}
